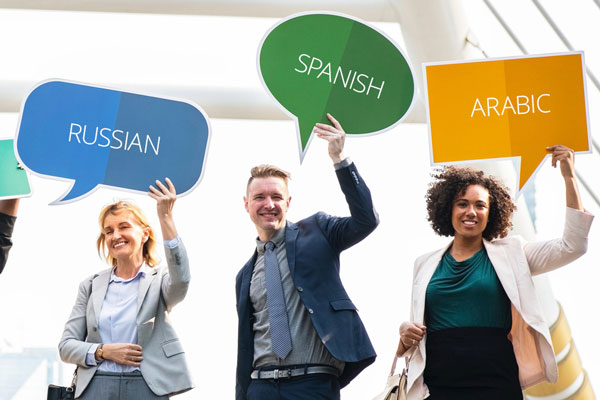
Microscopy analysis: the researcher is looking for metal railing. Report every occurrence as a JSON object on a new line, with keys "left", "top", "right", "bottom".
{"left": 481, "top": 0, "right": 600, "bottom": 209}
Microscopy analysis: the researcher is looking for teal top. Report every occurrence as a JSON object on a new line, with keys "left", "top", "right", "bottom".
{"left": 425, "top": 247, "right": 512, "bottom": 333}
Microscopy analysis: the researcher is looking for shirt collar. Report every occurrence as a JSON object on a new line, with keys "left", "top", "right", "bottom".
{"left": 110, "top": 263, "right": 150, "bottom": 283}
{"left": 256, "top": 223, "right": 286, "bottom": 255}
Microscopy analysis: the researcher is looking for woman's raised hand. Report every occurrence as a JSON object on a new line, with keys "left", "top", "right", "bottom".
{"left": 149, "top": 178, "right": 176, "bottom": 217}
{"left": 149, "top": 177, "right": 178, "bottom": 241}
{"left": 546, "top": 145, "right": 584, "bottom": 211}
{"left": 547, "top": 145, "right": 575, "bottom": 179}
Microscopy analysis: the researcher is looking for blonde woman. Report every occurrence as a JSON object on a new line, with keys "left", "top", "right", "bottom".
{"left": 59, "top": 178, "right": 193, "bottom": 399}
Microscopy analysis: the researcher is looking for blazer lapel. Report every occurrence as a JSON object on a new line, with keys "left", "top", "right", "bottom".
{"left": 92, "top": 269, "right": 111, "bottom": 324}
{"left": 137, "top": 267, "right": 158, "bottom": 316}
{"left": 484, "top": 239, "right": 521, "bottom": 310}
{"left": 285, "top": 222, "right": 299, "bottom": 277}
{"left": 413, "top": 243, "right": 450, "bottom": 324}
{"left": 237, "top": 255, "right": 256, "bottom": 313}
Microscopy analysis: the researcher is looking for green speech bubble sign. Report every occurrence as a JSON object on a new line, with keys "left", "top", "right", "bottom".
{"left": 258, "top": 12, "right": 415, "bottom": 161}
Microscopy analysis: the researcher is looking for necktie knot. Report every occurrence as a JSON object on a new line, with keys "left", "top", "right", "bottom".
{"left": 265, "top": 241, "right": 275, "bottom": 252}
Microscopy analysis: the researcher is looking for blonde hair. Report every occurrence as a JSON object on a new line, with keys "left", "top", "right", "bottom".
{"left": 96, "top": 200, "right": 159, "bottom": 267}
{"left": 247, "top": 164, "right": 291, "bottom": 193}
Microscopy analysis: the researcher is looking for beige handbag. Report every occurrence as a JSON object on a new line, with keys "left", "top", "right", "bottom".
{"left": 371, "top": 354, "right": 410, "bottom": 400}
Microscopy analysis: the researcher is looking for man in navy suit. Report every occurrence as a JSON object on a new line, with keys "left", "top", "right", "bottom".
{"left": 235, "top": 114, "right": 379, "bottom": 400}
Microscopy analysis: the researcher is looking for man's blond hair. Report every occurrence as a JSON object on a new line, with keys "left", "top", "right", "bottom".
{"left": 246, "top": 165, "right": 291, "bottom": 193}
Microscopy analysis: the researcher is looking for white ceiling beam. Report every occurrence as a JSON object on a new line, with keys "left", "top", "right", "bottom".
{"left": 0, "top": 0, "right": 399, "bottom": 21}
{"left": 0, "top": 0, "right": 474, "bottom": 123}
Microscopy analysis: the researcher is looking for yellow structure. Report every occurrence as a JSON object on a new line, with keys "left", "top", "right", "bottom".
{"left": 525, "top": 304, "right": 595, "bottom": 399}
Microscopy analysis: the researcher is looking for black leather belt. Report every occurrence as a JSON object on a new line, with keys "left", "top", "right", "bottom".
{"left": 251, "top": 365, "right": 339, "bottom": 380}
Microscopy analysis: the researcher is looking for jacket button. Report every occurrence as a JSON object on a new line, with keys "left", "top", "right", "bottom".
{"left": 93, "top": 327, "right": 97, "bottom": 332}
{"left": 308, "top": 308, "right": 314, "bottom": 314}
{"left": 297, "top": 287, "right": 303, "bottom": 292}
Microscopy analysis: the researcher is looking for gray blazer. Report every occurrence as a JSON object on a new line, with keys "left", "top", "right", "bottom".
{"left": 59, "top": 242, "right": 194, "bottom": 398}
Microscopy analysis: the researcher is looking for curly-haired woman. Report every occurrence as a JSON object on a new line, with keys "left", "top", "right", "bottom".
{"left": 396, "top": 145, "right": 594, "bottom": 400}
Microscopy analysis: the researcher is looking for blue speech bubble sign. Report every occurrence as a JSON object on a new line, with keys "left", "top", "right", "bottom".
{"left": 15, "top": 80, "right": 211, "bottom": 204}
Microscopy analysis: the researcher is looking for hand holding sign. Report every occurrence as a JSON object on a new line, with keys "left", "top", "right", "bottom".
{"left": 547, "top": 145, "right": 576, "bottom": 178}
{"left": 16, "top": 80, "right": 211, "bottom": 204}
{"left": 148, "top": 177, "right": 179, "bottom": 241}
{"left": 258, "top": 12, "right": 415, "bottom": 161}
{"left": 546, "top": 144, "right": 585, "bottom": 211}
{"left": 424, "top": 52, "right": 590, "bottom": 195}
{"left": 313, "top": 114, "right": 346, "bottom": 163}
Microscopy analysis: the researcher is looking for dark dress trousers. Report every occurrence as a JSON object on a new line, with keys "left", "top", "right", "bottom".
{"left": 235, "top": 163, "right": 379, "bottom": 400}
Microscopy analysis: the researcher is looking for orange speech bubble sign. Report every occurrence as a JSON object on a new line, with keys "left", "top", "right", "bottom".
{"left": 424, "top": 52, "right": 591, "bottom": 195}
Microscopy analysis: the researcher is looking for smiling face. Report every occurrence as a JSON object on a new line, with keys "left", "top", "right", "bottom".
{"left": 102, "top": 210, "right": 149, "bottom": 265}
{"left": 451, "top": 184, "right": 490, "bottom": 241}
{"left": 244, "top": 176, "right": 291, "bottom": 242}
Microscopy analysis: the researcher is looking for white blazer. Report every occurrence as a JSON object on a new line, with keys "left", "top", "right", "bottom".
{"left": 59, "top": 242, "right": 194, "bottom": 398}
{"left": 404, "top": 208, "right": 594, "bottom": 400}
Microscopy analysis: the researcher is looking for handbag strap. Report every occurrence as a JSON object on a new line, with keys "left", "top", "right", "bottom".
{"left": 389, "top": 355, "right": 399, "bottom": 376}
{"left": 389, "top": 351, "right": 414, "bottom": 376}
{"left": 70, "top": 367, "right": 78, "bottom": 388}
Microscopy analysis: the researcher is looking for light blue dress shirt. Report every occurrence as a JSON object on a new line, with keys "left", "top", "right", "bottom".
{"left": 86, "top": 237, "right": 181, "bottom": 371}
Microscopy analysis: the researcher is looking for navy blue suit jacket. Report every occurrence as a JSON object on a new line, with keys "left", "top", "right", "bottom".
{"left": 235, "top": 163, "right": 379, "bottom": 399}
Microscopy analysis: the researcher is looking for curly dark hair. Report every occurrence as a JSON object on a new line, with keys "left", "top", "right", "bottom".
{"left": 426, "top": 166, "right": 516, "bottom": 240}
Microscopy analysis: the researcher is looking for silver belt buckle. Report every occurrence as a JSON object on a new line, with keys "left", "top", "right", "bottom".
{"left": 273, "top": 368, "right": 292, "bottom": 380}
